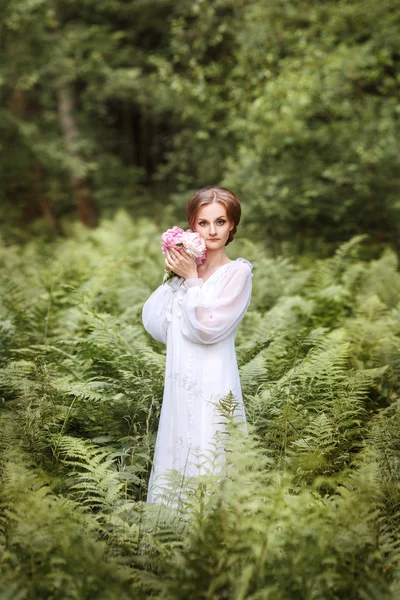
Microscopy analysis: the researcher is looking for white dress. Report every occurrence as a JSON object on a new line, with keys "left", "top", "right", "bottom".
{"left": 142, "top": 257, "right": 253, "bottom": 504}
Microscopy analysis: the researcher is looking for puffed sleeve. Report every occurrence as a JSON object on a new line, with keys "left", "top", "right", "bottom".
{"left": 142, "top": 277, "right": 182, "bottom": 344}
{"left": 180, "top": 260, "right": 253, "bottom": 345}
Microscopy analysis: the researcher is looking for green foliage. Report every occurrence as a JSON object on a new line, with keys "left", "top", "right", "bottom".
{"left": 0, "top": 215, "right": 400, "bottom": 597}
{"left": 0, "top": 451, "right": 133, "bottom": 599}
{"left": 0, "top": 0, "right": 175, "bottom": 229}
{"left": 161, "top": 0, "right": 400, "bottom": 249}
{"left": 163, "top": 425, "right": 398, "bottom": 600}
{"left": 1, "top": 0, "right": 399, "bottom": 251}
{"left": 2, "top": 0, "right": 400, "bottom": 591}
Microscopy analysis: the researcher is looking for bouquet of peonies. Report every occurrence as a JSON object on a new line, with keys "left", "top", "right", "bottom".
{"left": 161, "top": 226, "right": 206, "bottom": 283}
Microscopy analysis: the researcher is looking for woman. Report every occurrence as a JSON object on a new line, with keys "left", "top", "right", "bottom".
{"left": 142, "top": 186, "right": 253, "bottom": 504}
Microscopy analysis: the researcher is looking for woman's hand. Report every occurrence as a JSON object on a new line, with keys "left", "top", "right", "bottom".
{"left": 165, "top": 248, "right": 198, "bottom": 280}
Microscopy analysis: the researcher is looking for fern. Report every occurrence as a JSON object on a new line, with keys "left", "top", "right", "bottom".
{"left": 53, "top": 435, "right": 125, "bottom": 509}
{"left": 0, "top": 450, "right": 134, "bottom": 599}
{"left": 1, "top": 216, "right": 400, "bottom": 597}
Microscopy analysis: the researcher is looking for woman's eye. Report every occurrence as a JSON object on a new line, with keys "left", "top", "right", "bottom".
{"left": 198, "top": 220, "right": 225, "bottom": 226}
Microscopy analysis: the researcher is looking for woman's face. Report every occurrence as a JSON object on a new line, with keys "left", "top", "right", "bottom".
{"left": 193, "top": 202, "right": 233, "bottom": 250}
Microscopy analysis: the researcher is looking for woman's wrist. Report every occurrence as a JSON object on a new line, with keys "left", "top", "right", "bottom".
{"left": 184, "top": 277, "right": 203, "bottom": 289}
{"left": 185, "top": 270, "right": 198, "bottom": 280}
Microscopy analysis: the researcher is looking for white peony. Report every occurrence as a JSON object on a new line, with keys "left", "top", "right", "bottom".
{"left": 181, "top": 230, "right": 206, "bottom": 259}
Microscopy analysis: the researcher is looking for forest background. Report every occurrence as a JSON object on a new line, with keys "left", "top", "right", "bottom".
{"left": 1, "top": 0, "right": 400, "bottom": 598}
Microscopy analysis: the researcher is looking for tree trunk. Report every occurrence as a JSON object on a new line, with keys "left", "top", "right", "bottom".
{"left": 10, "top": 89, "right": 26, "bottom": 116}
{"left": 56, "top": 81, "right": 99, "bottom": 228}
{"left": 35, "top": 166, "right": 63, "bottom": 235}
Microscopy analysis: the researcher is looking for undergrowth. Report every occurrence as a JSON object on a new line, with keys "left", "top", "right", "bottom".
{"left": 0, "top": 212, "right": 399, "bottom": 598}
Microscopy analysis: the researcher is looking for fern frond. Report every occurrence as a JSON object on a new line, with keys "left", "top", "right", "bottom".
{"left": 54, "top": 435, "right": 124, "bottom": 509}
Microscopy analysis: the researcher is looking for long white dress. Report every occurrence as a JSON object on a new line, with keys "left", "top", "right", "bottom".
{"left": 142, "top": 257, "right": 253, "bottom": 504}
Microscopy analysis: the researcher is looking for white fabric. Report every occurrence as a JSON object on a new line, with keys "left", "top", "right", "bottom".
{"left": 142, "top": 258, "right": 253, "bottom": 503}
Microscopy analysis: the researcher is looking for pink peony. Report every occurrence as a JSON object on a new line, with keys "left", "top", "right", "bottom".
{"left": 161, "top": 226, "right": 184, "bottom": 254}
{"left": 161, "top": 225, "right": 207, "bottom": 282}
